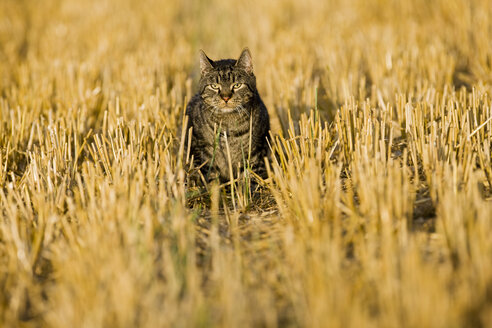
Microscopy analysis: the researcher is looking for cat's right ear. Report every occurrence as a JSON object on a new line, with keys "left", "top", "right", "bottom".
{"left": 199, "top": 50, "right": 214, "bottom": 75}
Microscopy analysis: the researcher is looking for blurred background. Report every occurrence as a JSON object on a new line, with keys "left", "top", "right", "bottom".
{"left": 2, "top": 0, "right": 491, "bottom": 132}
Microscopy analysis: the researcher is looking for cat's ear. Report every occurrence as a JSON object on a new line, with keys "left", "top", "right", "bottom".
{"left": 236, "top": 48, "right": 253, "bottom": 74}
{"left": 199, "top": 50, "right": 214, "bottom": 75}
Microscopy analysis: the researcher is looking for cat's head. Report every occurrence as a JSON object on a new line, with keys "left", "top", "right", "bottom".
{"left": 198, "top": 48, "right": 257, "bottom": 113}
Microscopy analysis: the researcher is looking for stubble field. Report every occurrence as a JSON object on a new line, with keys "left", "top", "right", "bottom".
{"left": 1, "top": 0, "right": 492, "bottom": 327}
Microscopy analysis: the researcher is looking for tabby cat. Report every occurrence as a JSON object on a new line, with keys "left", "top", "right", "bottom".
{"left": 186, "top": 48, "right": 270, "bottom": 183}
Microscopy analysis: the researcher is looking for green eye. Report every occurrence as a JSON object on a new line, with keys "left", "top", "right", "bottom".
{"left": 232, "top": 83, "right": 243, "bottom": 90}
{"left": 210, "top": 84, "right": 219, "bottom": 90}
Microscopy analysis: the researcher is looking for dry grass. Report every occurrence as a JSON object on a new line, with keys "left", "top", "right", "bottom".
{"left": 1, "top": 0, "right": 492, "bottom": 327}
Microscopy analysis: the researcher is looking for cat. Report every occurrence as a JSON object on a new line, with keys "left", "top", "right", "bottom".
{"left": 185, "top": 48, "right": 270, "bottom": 183}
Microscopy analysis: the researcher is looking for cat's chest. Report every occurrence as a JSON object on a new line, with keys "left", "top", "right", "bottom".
{"left": 194, "top": 119, "right": 251, "bottom": 161}
{"left": 204, "top": 123, "right": 250, "bottom": 150}
{"left": 200, "top": 115, "right": 251, "bottom": 140}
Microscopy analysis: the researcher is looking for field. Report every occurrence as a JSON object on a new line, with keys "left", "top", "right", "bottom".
{"left": 1, "top": 0, "right": 492, "bottom": 327}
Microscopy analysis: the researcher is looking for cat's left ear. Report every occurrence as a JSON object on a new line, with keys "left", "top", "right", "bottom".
{"left": 236, "top": 48, "right": 253, "bottom": 74}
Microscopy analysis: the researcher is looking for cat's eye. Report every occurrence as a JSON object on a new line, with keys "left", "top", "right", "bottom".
{"left": 232, "top": 83, "right": 243, "bottom": 90}
{"left": 209, "top": 84, "right": 220, "bottom": 90}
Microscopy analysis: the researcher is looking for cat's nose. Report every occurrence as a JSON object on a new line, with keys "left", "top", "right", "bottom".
{"left": 221, "top": 95, "right": 231, "bottom": 102}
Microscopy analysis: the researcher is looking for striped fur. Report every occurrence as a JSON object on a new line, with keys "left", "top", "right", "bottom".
{"left": 186, "top": 48, "right": 270, "bottom": 182}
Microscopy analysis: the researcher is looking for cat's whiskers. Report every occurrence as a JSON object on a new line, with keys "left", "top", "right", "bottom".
{"left": 234, "top": 104, "right": 249, "bottom": 118}
{"left": 209, "top": 104, "right": 220, "bottom": 116}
